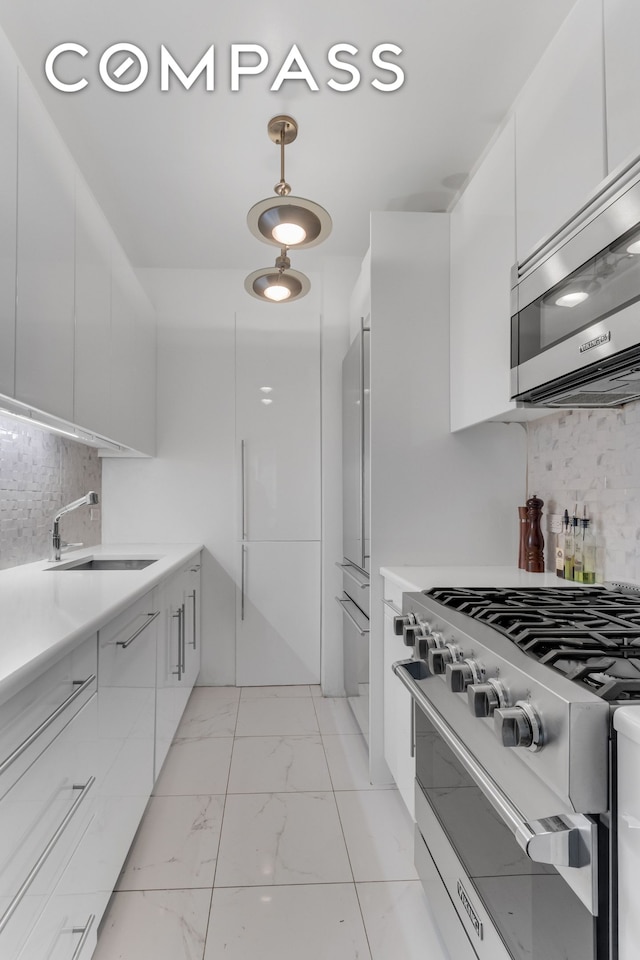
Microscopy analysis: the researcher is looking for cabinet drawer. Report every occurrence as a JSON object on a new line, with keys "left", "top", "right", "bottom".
{"left": 0, "top": 695, "right": 103, "bottom": 959}
{"left": 0, "top": 640, "right": 97, "bottom": 801}
{"left": 15, "top": 891, "right": 108, "bottom": 960}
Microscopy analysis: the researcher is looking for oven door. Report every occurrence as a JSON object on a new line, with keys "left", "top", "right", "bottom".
{"left": 394, "top": 660, "right": 606, "bottom": 960}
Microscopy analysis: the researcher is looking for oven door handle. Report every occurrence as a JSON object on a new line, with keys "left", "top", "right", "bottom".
{"left": 392, "top": 659, "right": 597, "bottom": 872}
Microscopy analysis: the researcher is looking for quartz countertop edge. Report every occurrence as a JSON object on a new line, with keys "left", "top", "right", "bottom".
{"left": 0, "top": 542, "right": 203, "bottom": 701}
{"left": 380, "top": 564, "right": 580, "bottom": 594}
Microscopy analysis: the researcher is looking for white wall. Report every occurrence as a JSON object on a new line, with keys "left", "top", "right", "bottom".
{"left": 102, "top": 262, "right": 357, "bottom": 688}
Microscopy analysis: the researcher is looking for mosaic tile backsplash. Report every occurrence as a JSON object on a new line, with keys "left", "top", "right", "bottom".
{"left": 527, "top": 399, "right": 640, "bottom": 584}
{"left": 0, "top": 414, "right": 102, "bottom": 570}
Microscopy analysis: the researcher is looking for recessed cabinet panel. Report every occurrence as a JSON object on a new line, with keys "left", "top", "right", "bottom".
{"left": 236, "top": 540, "right": 321, "bottom": 686}
{"left": 604, "top": 0, "right": 640, "bottom": 173}
{"left": 0, "top": 31, "right": 17, "bottom": 399}
{"left": 383, "top": 604, "right": 415, "bottom": 818}
{"left": 515, "top": 0, "right": 605, "bottom": 260}
{"left": 450, "top": 118, "right": 518, "bottom": 429}
{"left": 74, "top": 180, "right": 112, "bottom": 438}
{"left": 110, "top": 250, "right": 156, "bottom": 455}
{"left": 15, "top": 73, "right": 75, "bottom": 421}
{"left": 236, "top": 310, "right": 320, "bottom": 541}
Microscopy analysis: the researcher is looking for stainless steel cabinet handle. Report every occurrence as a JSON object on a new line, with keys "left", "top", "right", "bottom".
{"left": 0, "top": 675, "right": 96, "bottom": 779}
{"left": 383, "top": 599, "right": 402, "bottom": 615}
{"left": 172, "top": 607, "right": 183, "bottom": 680}
{"left": 335, "top": 562, "right": 369, "bottom": 589}
{"left": 393, "top": 659, "right": 597, "bottom": 875}
{"left": 241, "top": 439, "right": 247, "bottom": 540}
{"left": 241, "top": 545, "right": 247, "bottom": 621}
{"left": 0, "top": 777, "right": 95, "bottom": 935}
{"left": 410, "top": 699, "right": 415, "bottom": 759}
{"left": 181, "top": 602, "right": 186, "bottom": 672}
{"left": 188, "top": 590, "right": 197, "bottom": 649}
{"left": 335, "top": 596, "right": 370, "bottom": 635}
{"left": 117, "top": 611, "right": 160, "bottom": 649}
{"left": 71, "top": 915, "right": 96, "bottom": 960}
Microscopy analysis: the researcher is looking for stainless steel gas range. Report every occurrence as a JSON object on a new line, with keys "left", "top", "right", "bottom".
{"left": 393, "top": 585, "right": 640, "bottom": 960}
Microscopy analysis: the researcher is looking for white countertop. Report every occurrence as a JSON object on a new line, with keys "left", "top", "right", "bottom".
{"left": 380, "top": 564, "right": 582, "bottom": 594}
{"left": 0, "top": 543, "right": 202, "bottom": 701}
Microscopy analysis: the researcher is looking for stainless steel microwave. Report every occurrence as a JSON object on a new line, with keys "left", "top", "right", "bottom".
{"left": 511, "top": 160, "right": 640, "bottom": 408}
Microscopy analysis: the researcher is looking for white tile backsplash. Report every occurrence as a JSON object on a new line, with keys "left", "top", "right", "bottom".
{"left": 0, "top": 414, "right": 101, "bottom": 569}
{"left": 527, "top": 400, "right": 640, "bottom": 583}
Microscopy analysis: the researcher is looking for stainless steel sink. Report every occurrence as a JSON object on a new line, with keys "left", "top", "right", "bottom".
{"left": 49, "top": 558, "right": 159, "bottom": 571}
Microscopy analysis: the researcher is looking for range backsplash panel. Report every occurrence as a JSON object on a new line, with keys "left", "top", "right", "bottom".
{"left": 527, "top": 399, "right": 640, "bottom": 584}
{"left": 0, "top": 414, "right": 101, "bottom": 570}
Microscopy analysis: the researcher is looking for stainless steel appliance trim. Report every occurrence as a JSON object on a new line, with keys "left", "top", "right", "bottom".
{"left": 0, "top": 675, "right": 96, "bottom": 778}
{"left": 241, "top": 544, "right": 246, "bottom": 622}
{"left": 335, "top": 561, "right": 370, "bottom": 589}
{"left": 240, "top": 439, "right": 247, "bottom": 540}
{"left": 172, "top": 607, "right": 183, "bottom": 680}
{"left": 335, "top": 595, "right": 370, "bottom": 635}
{"left": 188, "top": 590, "right": 197, "bottom": 649}
{"left": 394, "top": 660, "right": 597, "bottom": 882}
{"left": 513, "top": 305, "right": 640, "bottom": 399}
{"left": 0, "top": 776, "right": 95, "bottom": 936}
{"left": 383, "top": 599, "right": 402, "bottom": 615}
{"left": 116, "top": 611, "right": 160, "bottom": 649}
{"left": 71, "top": 915, "right": 96, "bottom": 960}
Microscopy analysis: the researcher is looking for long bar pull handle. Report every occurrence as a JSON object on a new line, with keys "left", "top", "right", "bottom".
{"left": 188, "top": 590, "right": 197, "bottom": 649}
{"left": 71, "top": 915, "right": 96, "bottom": 960}
{"left": 180, "top": 603, "right": 186, "bottom": 672}
{"left": 335, "top": 596, "right": 369, "bottom": 635}
{"left": 0, "top": 675, "right": 96, "bottom": 779}
{"left": 117, "top": 611, "right": 160, "bottom": 649}
{"left": 0, "top": 777, "right": 95, "bottom": 936}
{"left": 241, "top": 439, "right": 247, "bottom": 540}
{"left": 172, "top": 608, "right": 183, "bottom": 680}
{"left": 241, "top": 545, "right": 247, "bottom": 621}
{"left": 383, "top": 599, "right": 402, "bottom": 614}
{"left": 409, "top": 699, "right": 415, "bottom": 759}
{"left": 335, "top": 562, "right": 369, "bottom": 589}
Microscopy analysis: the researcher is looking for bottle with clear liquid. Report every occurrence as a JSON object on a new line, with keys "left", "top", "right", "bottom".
{"left": 573, "top": 524, "right": 584, "bottom": 582}
{"left": 581, "top": 519, "right": 596, "bottom": 584}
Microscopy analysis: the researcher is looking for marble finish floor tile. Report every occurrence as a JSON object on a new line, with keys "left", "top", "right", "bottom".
{"left": 309, "top": 684, "right": 323, "bottom": 697}
{"left": 93, "top": 888, "right": 211, "bottom": 960}
{"left": 153, "top": 737, "right": 233, "bottom": 796}
{"left": 227, "top": 736, "right": 332, "bottom": 793}
{"left": 322, "top": 735, "right": 395, "bottom": 791}
{"left": 117, "top": 795, "right": 224, "bottom": 891}
{"left": 235, "top": 697, "right": 319, "bottom": 737}
{"left": 240, "top": 685, "right": 312, "bottom": 698}
{"left": 336, "top": 790, "right": 419, "bottom": 882}
{"left": 356, "top": 881, "right": 449, "bottom": 960}
{"left": 215, "top": 792, "right": 352, "bottom": 886}
{"left": 175, "top": 689, "right": 239, "bottom": 740}
{"left": 205, "top": 884, "right": 372, "bottom": 960}
{"left": 193, "top": 685, "right": 240, "bottom": 700}
{"left": 313, "top": 697, "right": 362, "bottom": 735}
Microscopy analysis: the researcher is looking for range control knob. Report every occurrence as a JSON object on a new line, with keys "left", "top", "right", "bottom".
{"left": 494, "top": 702, "right": 543, "bottom": 752}
{"left": 415, "top": 631, "right": 445, "bottom": 660}
{"left": 468, "top": 679, "right": 508, "bottom": 718}
{"left": 446, "top": 659, "right": 485, "bottom": 693}
{"left": 393, "top": 613, "right": 415, "bottom": 636}
{"left": 428, "top": 644, "right": 462, "bottom": 676}
{"left": 403, "top": 620, "right": 431, "bottom": 647}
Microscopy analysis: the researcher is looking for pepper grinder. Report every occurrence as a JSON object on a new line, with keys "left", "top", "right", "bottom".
{"left": 525, "top": 494, "right": 545, "bottom": 573}
{"left": 518, "top": 506, "right": 528, "bottom": 570}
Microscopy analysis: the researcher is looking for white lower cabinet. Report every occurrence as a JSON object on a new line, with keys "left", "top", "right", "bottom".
{"left": 382, "top": 582, "right": 415, "bottom": 818}
{"left": 0, "top": 554, "right": 202, "bottom": 959}
{"left": 236, "top": 540, "right": 320, "bottom": 686}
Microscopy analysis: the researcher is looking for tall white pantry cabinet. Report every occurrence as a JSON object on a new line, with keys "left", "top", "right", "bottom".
{"left": 235, "top": 310, "right": 322, "bottom": 686}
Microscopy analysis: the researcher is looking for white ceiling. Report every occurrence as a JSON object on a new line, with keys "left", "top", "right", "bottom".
{"left": 0, "top": 0, "right": 577, "bottom": 270}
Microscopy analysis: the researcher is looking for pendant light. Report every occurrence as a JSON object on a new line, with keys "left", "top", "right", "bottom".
{"left": 247, "top": 115, "right": 332, "bottom": 250}
{"left": 244, "top": 247, "right": 311, "bottom": 303}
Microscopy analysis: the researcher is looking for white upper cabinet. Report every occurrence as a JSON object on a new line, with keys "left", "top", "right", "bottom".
{"left": 450, "top": 118, "right": 518, "bottom": 430}
{"left": 515, "top": 0, "right": 606, "bottom": 260}
{"left": 15, "top": 73, "right": 76, "bottom": 421}
{"left": 0, "top": 31, "right": 17, "bottom": 400}
{"left": 604, "top": 0, "right": 640, "bottom": 173}
{"left": 110, "top": 248, "right": 157, "bottom": 455}
{"left": 236, "top": 310, "right": 321, "bottom": 541}
{"left": 74, "top": 179, "right": 112, "bottom": 438}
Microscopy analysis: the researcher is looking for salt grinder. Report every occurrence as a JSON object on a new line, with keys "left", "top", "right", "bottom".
{"left": 525, "top": 494, "right": 545, "bottom": 573}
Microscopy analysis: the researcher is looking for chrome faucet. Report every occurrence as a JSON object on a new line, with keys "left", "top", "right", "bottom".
{"left": 50, "top": 491, "right": 99, "bottom": 562}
